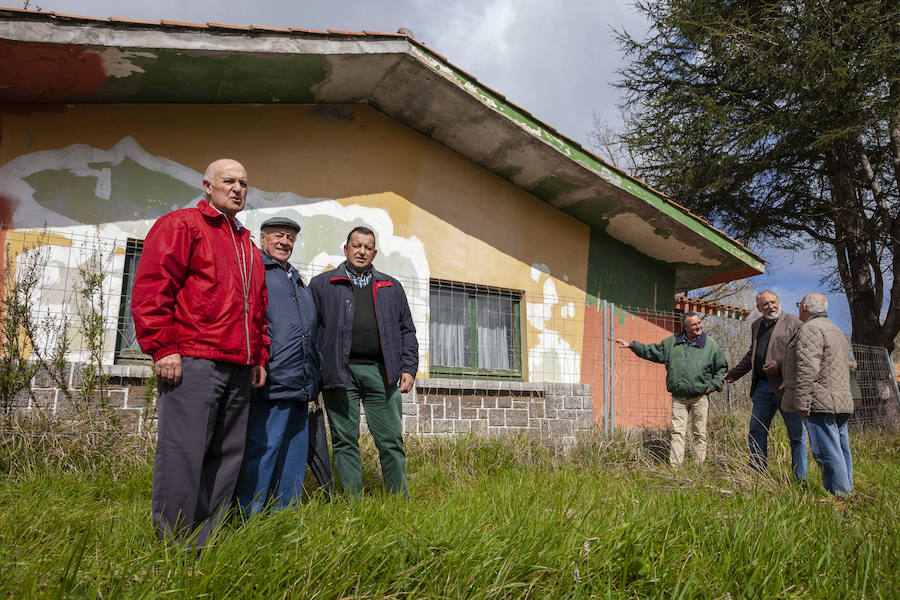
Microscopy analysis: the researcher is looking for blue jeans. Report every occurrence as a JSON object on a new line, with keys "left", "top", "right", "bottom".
{"left": 237, "top": 399, "right": 310, "bottom": 513}
{"left": 805, "top": 413, "right": 853, "bottom": 495}
{"left": 749, "top": 379, "right": 807, "bottom": 480}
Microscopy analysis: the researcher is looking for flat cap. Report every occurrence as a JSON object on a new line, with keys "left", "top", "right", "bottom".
{"left": 260, "top": 215, "right": 301, "bottom": 232}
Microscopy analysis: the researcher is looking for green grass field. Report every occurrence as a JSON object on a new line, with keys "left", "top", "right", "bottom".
{"left": 1, "top": 417, "right": 898, "bottom": 599}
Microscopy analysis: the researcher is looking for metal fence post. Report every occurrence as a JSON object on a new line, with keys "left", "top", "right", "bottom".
{"left": 609, "top": 302, "right": 615, "bottom": 433}
{"left": 883, "top": 348, "right": 900, "bottom": 414}
{"left": 602, "top": 300, "right": 609, "bottom": 437}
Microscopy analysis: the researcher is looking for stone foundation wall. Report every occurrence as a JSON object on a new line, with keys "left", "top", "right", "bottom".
{"left": 398, "top": 378, "right": 594, "bottom": 446}
{"left": 11, "top": 366, "right": 597, "bottom": 444}
{"left": 11, "top": 363, "right": 155, "bottom": 432}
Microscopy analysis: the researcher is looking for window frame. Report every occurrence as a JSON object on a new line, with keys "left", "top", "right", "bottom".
{"left": 428, "top": 278, "right": 524, "bottom": 381}
{"left": 114, "top": 238, "right": 150, "bottom": 364}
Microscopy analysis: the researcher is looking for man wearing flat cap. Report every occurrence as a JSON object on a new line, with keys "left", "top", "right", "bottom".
{"left": 236, "top": 215, "right": 323, "bottom": 513}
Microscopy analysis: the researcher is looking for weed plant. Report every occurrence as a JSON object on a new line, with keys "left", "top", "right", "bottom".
{"left": 0, "top": 414, "right": 898, "bottom": 599}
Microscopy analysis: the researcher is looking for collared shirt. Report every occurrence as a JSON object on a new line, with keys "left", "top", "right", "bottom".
{"left": 345, "top": 264, "right": 373, "bottom": 288}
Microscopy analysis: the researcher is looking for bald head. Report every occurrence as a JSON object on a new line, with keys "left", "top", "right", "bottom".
{"left": 202, "top": 159, "right": 248, "bottom": 217}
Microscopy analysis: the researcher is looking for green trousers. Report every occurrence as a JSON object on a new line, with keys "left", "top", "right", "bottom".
{"left": 323, "top": 363, "right": 408, "bottom": 496}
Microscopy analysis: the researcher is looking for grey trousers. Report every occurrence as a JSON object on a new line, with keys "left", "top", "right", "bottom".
{"left": 152, "top": 357, "right": 251, "bottom": 548}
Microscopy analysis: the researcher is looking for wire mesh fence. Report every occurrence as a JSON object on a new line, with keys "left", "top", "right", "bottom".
{"left": 2, "top": 225, "right": 899, "bottom": 433}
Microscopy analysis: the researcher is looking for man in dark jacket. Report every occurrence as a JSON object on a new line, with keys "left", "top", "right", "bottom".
{"left": 309, "top": 226, "right": 418, "bottom": 496}
{"left": 616, "top": 312, "right": 727, "bottom": 466}
{"left": 132, "top": 159, "right": 268, "bottom": 547}
{"left": 237, "top": 216, "right": 322, "bottom": 514}
{"left": 725, "top": 290, "right": 806, "bottom": 481}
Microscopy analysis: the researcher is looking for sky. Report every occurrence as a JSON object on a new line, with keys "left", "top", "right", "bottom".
{"left": 16, "top": 0, "right": 850, "bottom": 329}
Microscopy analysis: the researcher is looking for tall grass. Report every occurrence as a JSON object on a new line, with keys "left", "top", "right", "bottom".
{"left": 0, "top": 414, "right": 898, "bottom": 599}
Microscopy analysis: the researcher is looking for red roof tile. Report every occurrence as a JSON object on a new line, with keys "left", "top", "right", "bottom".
{"left": 160, "top": 19, "right": 208, "bottom": 28}
{"left": 250, "top": 24, "right": 290, "bottom": 32}
{"left": 207, "top": 22, "right": 247, "bottom": 30}
{"left": 54, "top": 12, "right": 104, "bottom": 21}
{"left": 108, "top": 16, "right": 159, "bottom": 25}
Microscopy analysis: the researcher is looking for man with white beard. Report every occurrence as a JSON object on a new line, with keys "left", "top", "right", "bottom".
{"left": 725, "top": 290, "right": 807, "bottom": 481}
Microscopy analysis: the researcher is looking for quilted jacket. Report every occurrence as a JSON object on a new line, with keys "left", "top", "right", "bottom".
{"left": 781, "top": 316, "right": 853, "bottom": 414}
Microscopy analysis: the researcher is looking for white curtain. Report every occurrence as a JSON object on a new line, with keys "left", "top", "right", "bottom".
{"left": 429, "top": 287, "right": 468, "bottom": 367}
{"left": 476, "top": 295, "right": 512, "bottom": 370}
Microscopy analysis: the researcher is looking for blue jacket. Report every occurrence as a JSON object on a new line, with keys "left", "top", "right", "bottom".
{"left": 255, "top": 251, "right": 322, "bottom": 402}
{"left": 309, "top": 263, "right": 418, "bottom": 389}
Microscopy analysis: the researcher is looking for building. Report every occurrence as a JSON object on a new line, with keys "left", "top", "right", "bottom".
{"left": 0, "top": 8, "right": 763, "bottom": 441}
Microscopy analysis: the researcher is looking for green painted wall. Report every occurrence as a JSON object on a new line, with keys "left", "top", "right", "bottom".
{"left": 585, "top": 228, "right": 675, "bottom": 311}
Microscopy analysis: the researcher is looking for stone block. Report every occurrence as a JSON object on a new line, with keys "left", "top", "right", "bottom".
{"left": 544, "top": 408, "right": 556, "bottom": 420}
{"left": 129, "top": 386, "right": 153, "bottom": 408}
{"left": 488, "top": 409, "right": 505, "bottom": 427}
{"left": 583, "top": 396, "right": 594, "bottom": 411}
{"left": 505, "top": 409, "right": 528, "bottom": 427}
{"left": 432, "top": 419, "right": 454, "bottom": 434}
{"left": 564, "top": 396, "right": 582, "bottom": 410}
{"left": 576, "top": 384, "right": 591, "bottom": 396}
{"left": 470, "top": 420, "right": 486, "bottom": 435}
{"left": 456, "top": 419, "right": 472, "bottom": 433}
{"left": 557, "top": 409, "right": 575, "bottom": 421}
{"left": 461, "top": 394, "right": 482, "bottom": 408}
{"left": 460, "top": 407, "right": 478, "bottom": 419}
{"left": 402, "top": 401, "right": 417, "bottom": 416}
{"left": 107, "top": 389, "right": 127, "bottom": 408}
{"left": 482, "top": 397, "right": 497, "bottom": 409}
{"left": 550, "top": 383, "right": 573, "bottom": 396}
{"left": 418, "top": 404, "right": 432, "bottom": 433}
{"left": 30, "top": 389, "right": 55, "bottom": 412}
{"left": 431, "top": 405, "right": 445, "bottom": 420}
{"left": 544, "top": 396, "right": 561, "bottom": 410}
{"left": 404, "top": 416, "right": 418, "bottom": 434}
{"left": 12, "top": 388, "right": 31, "bottom": 409}
{"left": 529, "top": 402, "right": 545, "bottom": 418}
{"left": 497, "top": 392, "right": 512, "bottom": 409}
{"left": 575, "top": 410, "right": 594, "bottom": 430}
{"left": 445, "top": 397, "right": 460, "bottom": 419}
{"left": 549, "top": 419, "right": 573, "bottom": 435}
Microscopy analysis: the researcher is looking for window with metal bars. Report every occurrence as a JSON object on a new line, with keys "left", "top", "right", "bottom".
{"left": 114, "top": 238, "right": 149, "bottom": 364}
{"left": 429, "top": 279, "right": 522, "bottom": 380}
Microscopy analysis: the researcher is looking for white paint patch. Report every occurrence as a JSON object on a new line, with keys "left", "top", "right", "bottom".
{"left": 525, "top": 274, "right": 581, "bottom": 383}
{"left": 1, "top": 138, "right": 431, "bottom": 370}
{"left": 95, "top": 48, "right": 156, "bottom": 78}
{"left": 606, "top": 213, "right": 720, "bottom": 266}
{"left": 94, "top": 168, "right": 111, "bottom": 201}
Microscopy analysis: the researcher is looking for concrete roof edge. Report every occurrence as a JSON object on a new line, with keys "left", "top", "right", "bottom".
{"left": 0, "top": 7, "right": 763, "bottom": 268}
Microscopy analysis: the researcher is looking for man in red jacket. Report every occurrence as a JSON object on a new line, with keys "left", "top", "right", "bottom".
{"left": 131, "top": 158, "right": 269, "bottom": 548}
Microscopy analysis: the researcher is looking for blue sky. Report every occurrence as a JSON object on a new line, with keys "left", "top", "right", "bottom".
{"left": 16, "top": 0, "right": 853, "bottom": 329}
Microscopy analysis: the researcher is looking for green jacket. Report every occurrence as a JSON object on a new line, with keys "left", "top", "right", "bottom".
{"left": 629, "top": 332, "right": 728, "bottom": 400}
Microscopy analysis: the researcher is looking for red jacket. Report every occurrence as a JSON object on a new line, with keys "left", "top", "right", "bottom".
{"left": 131, "top": 200, "right": 269, "bottom": 366}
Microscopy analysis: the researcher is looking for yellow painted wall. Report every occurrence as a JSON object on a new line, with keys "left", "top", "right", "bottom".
{"left": 1, "top": 104, "right": 590, "bottom": 380}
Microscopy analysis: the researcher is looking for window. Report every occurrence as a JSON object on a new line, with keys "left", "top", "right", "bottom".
{"left": 429, "top": 280, "right": 522, "bottom": 379}
{"left": 115, "top": 239, "right": 148, "bottom": 363}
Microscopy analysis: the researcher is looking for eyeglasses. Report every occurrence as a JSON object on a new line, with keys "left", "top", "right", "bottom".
{"left": 795, "top": 302, "right": 804, "bottom": 308}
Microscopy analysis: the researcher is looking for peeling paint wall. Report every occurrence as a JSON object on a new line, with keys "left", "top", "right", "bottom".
{"left": 0, "top": 104, "right": 593, "bottom": 383}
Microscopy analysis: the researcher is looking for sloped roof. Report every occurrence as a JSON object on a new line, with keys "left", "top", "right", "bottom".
{"left": 0, "top": 7, "right": 766, "bottom": 290}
